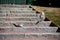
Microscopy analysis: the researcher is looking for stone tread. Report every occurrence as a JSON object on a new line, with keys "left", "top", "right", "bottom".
{"left": 0, "top": 27, "right": 58, "bottom": 32}
{"left": 0, "top": 5, "right": 30, "bottom": 7}
{"left": 0, "top": 38, "right": 60, "bottom": 40}
{"left": 0, "top": 4, "right": 59, "bottom": 40}
{"left": 0, "top": 10, "right": 36, "bottom": 13}
{"left": 0, "top": 17, "right": 38, "bottom": 18}
{"left": 0, "top": 32, "right": 60, "bottom": 38}
{"left": 0, "top": 8, "right": 32, "bottom": 10}
{"left": 0, "top": 31, "right": 60, "bottom": 34}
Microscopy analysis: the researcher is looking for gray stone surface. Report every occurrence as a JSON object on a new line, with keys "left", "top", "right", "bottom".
{"left": 0, "top": 27, "right": 58, "bottom": 32}
{"left": 0, "top": 7, "right": 32, "bottom": 10}
{"left": 0, "top": 4, "right": 59, "bottom": 39}
{"left": 0, "top": 5, "right": 30, "bottom": 8}
{"left": 0, "top": 10, "right": 36, "bottom": 13}
{"left": 0, "top": 33, "right": 60, "bottom": 38}
{"left": 37, "top": 21, "right": 51, "bottom": 26}
{"left": 0, "top": 17, "right": 39, "bottom": 21}
{"left": 0, "top": 13, "right": 37, "bottom": 15}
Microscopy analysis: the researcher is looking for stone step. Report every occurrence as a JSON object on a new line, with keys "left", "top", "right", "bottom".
{"left": 0, "top": 21, "right": 51, "bottom": 27}
{"left": 0, "top": 10, "right": 36, "bottom": 13}
{"left": 1, "top": 10, "right": 32, "bottom": 12}
{"left": 0, "top": 37, "right": 59, "bottom": 40}
{"left": 0, "top": 12, "right": 37, "bottom": 15}
{"left": 0, "top": 8, "right": 32, "bottom": 11}
{"left": 12, "top": 21, "right": 51, "bottom": 26}
{"left": 0, "top": 13, "right": 38, "bottom": 17}
{"left": 0, "top": 33, "right": 60, "bottom": 38}
{"left": 0, "top": 7, "right": 30, "bottom": 9}
{"left": 0, "top": 22, "right": 37, "bottom": 27}
{"left": 0, "top": 27, "right": 58, "bottom": 32}
{"left": 0, "top": 14, "right": 37, "bottom": 17}
{"left": 0, "top": 7, "right": 33, "bottom": 11}
{"left": 0, "top": 6, "right": 32, "bottom": 9}
{"left": 37, "top": 21, "right": 51, "bottom": 26}
{"left": 0, "top": 5, "right": 30, "bottom": 8}
{"left": 0, "top": 17, "right": 38, "bottom": 21}
{"left": 0, "top": 21, "right": 37, "bottom": 24}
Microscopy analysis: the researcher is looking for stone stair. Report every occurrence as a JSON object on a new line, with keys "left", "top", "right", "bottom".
{"left": 0, "top": 4, "right": 60, "bottom": 40}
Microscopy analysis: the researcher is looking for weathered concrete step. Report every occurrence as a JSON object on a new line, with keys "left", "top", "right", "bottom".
{"left": 13, "top": 21, "right": 51, "bottom": 26}
{"left": 0, "top": 5, "right": 30, "bottom": 8}
{"left": 0, "top": 7, "right": 31, "bottom": 9}
{"left": 0, "top": 37, "right": 59, "bottom": 40}
{"left": 0, "top": 8, "right": 32, "bottom": 11}
{"left": 37, "top": 21, "right": 51, "bottom": 26}
{"left": 0, "top": 27, "right": 58, "bottom": 32}
{"left": 0, "top": 21, "right": 51, "bottom": 27}
{"left": 0, "top": 10, "right": 36, "bottom": 13}
{"left": 0, "top": 13, "right": 37, "bottom": 15}
{"left": 0, "top": 33, "right": 60, "bottom": 38}
{"left": 0, "top": 14, "right": 37, "bottom": 17}
{"left": 0, "top": 21, "right": 37, "bottom": 27}
{"left": 0, "top": 17, "right": 38, "bottom": 21}
{"left": 0, "top": 16, "right": 38, "bottom": 18}
{"left": 0, "top": 14, "right": 38, "bottom": 17}
{"left": 0, "top": 7, "right": 32, "bottom": 9}
{"left": 2, "top": 10, "right": 32, "bottom": 12}
{"left": 0, "top": 22, "right": 14, "bottom": 27}
{"left": 0, "top": 21, "right": 37, "bottom": 23}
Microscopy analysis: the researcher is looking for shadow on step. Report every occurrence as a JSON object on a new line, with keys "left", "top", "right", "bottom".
{"left": 13, "top": 23, "right": 22, "bottom": 27}
{"left": 44, "top": 17, "right": 60, "bottom": 32}
{"left": 57, "top": 28, "right": 60, "bottom": 32}
{"left": 29, "top": 6, "right": 37, "bottom": 12}
{"left": 44, "top": 18, "right": 57, "bottom": 27}
{"left": 49, "top": 22, "right": 57, "bottom": 27}
{"left": 29, "top": 6, "right": 32, "bottom": 8}
{"left": 44, "top": 18, "right": 50, "bottom": 21}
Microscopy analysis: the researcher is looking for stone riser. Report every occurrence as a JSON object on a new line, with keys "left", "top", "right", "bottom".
{"left": 37, "top": 21, "right": 51, "bottom": 26}
{"left": 1, "top": 9, "right": 32, "bottom": 11}
{"left": 13, "top": 21, "right": 51, "bottom": 26}
{"left": 0, "top": 14, "right": 38, "bottom": 17}
{"left": 0, "top": 5, "right": 30, "bottom": 8}
{"left": 0, "top": 10, "right": 33, "bottom": 12}
{"left": 0, "top": 6, "right": 32, "bottom": 9}
{"left": 0, "top": 21, "right": 37, "bottom": 26}
{"left": 0, "top": 33, "right": 60, "bottom": 38}
{"left": 0, "top": 22, "right": 35, "bottom": 26}
{"left": 0, "top": 4, "right": 30, "bottom": 6}
{"left": 0, "top": 10, "right": 36, "bottom": 13}
{"left": 0, "top": 8, "right": 32, "bottom": 11}
{"left": 0, "top": 7, "right": 32, "bottom": 9}
{"left": 0, "top": 17, "right": 38, "bottom": 21}
{"left": 0, "top": 13, "right": 38, "bottom": 16}
{"left": 0, "top": 21, "right": 51, "bottom": 27}
{"left": 0, "top": 27, "right": 58, "bottom": 32}
{"left": 0, "top": 14, "right": 37, "bottom": 16}
{"left": 0, "top": 37, "right": 60, "bottom": 40}
{"left": 0, "top": 14, "right": 37, "bottom": 18}
{"left": 0, "top": 13, "right": 37, "bottom": 15}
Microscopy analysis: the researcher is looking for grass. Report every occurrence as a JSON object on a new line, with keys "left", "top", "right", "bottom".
{"left": 31, "top": 5, "right": 60, "bottom": 28}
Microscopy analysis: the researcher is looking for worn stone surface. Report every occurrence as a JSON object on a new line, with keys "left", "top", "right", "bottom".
{"left": 0, "top": 37, "right": 60, "bottom": 40}
{"left": 0, "top": 4, "right": 59, "bottom": 40}
{"left": 0, "top": 27, "right": 58, "bottom": 32}
{"left": 0, "top": 33, "right": 60, "bottom": 38}
{"left": 0, "top": 5, "right": 30, "bottom": 8}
